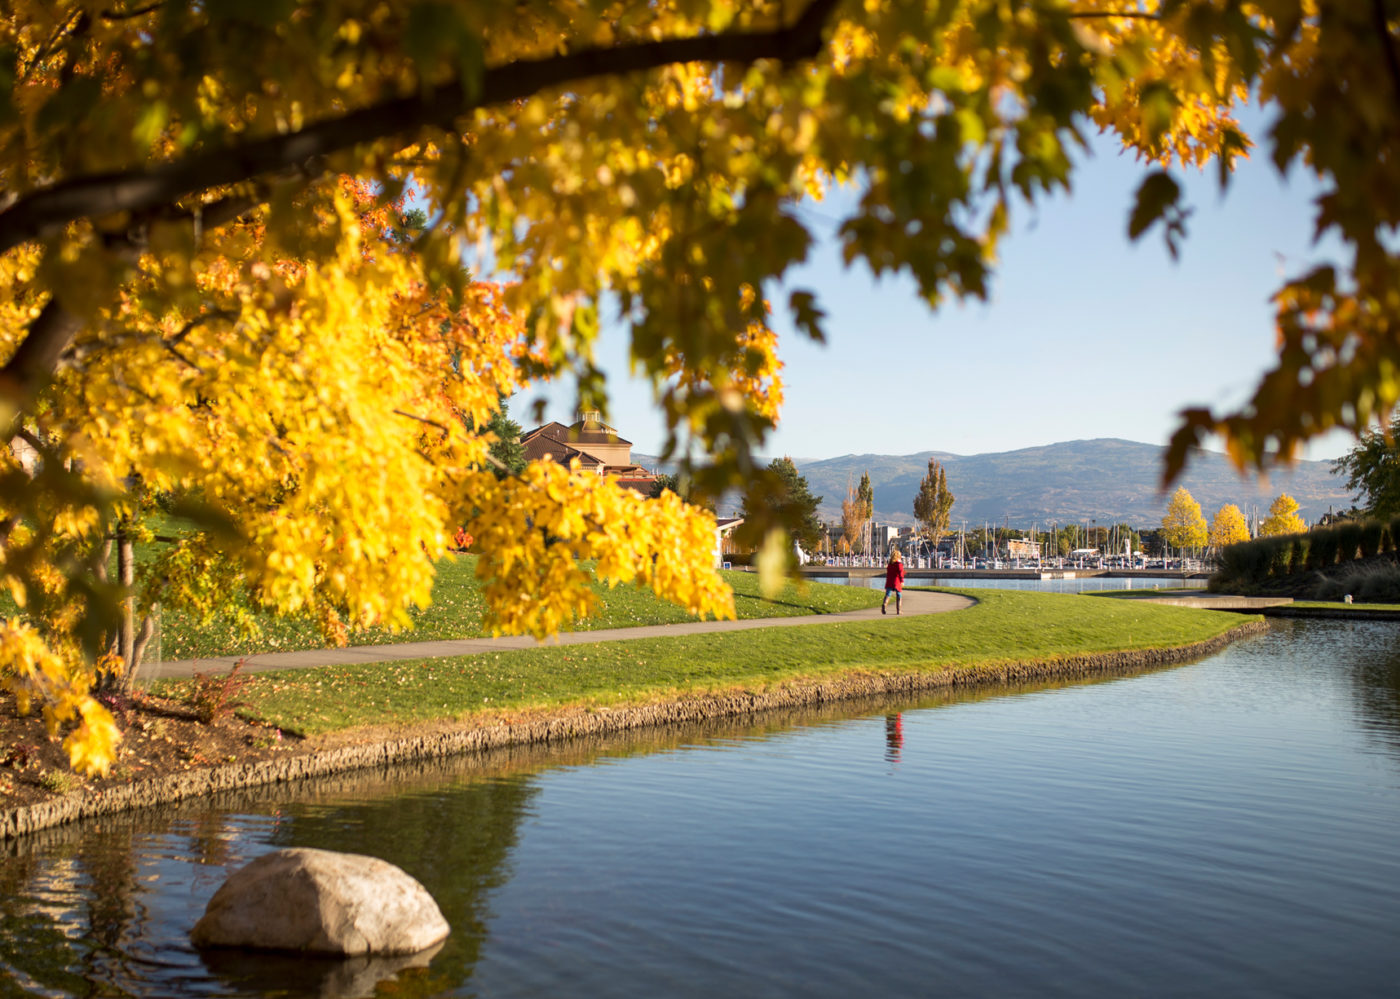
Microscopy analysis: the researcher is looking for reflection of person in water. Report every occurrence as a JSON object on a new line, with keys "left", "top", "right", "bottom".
{"left": 885, "top": 713, "right": 903, "bottom": 762}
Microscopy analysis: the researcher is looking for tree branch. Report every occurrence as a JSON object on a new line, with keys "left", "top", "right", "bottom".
{"left": 1372, "top": 0, "right": 1400, "bottom": 117}
{"left": 0, "top": 0, "right": 842, "bottom": 256}
{"left": 0, "top": 298, "right": 86, "bottom": 417}
{"left": 1065, "top": 10, "right": 1159, "bottom": 18}
{"left": 0, "top": 193, "right": 250, "bottom": 431}
{"left": 101, "top": 2, "right": 165, "bottom": 20}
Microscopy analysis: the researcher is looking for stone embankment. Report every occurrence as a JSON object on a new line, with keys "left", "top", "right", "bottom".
{"left": 1, "top": 620, "right": 1268, "bottom": 841}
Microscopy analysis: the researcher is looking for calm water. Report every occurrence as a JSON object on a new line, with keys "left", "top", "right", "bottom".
{"left": 812, "top": 574, "right": 1198, "bottom": 593}
{"left": 4, "top": 618, "right": 1400, "bottom": 997}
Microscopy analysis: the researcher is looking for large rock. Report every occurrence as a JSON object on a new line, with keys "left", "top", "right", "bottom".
{"left": 191, "top": 848, "right": 450, "bottom": 956}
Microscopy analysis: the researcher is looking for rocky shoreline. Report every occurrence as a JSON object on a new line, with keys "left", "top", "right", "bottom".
{"left": 2, "top": 620, "right": 1268, "bottom": 841}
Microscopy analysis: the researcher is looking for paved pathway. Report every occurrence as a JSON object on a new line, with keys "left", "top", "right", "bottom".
{"left": 1136, "top": 595, "right": 1293, "bottom": 611}
{"left": 145, "top": 589, "right": 974, "bottom": 680}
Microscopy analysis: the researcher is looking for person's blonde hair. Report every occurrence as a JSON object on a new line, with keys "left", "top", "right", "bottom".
{"left": 889, "top": 549, "right": 902, "bottom": 562}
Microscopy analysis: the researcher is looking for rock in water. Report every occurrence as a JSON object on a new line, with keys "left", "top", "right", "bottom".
{"left": 191, "top": 848, "right": 450, "bottom": 955}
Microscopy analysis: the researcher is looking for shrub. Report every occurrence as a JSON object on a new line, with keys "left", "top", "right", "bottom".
{"left": 1266, "top": 536, "right": 1295, "bottom": 577}
{"left": 1215, "top": 538, "right": 1270, "bottom": 588}
{"left": 1315, "top": 562, "right": 1400, "bottom": 604}
{"left": 1289, "top": 534, "right": 1312, "bottom": 575}
{"left": 1354, "top": 566, "right": 1400, "bottom": 603}
{"left": 1, "top": 743, "right": 37, "bottom": 770}
{"left": 1308, "top": 528, "right": 1339, "bottom": 570}
{"left": 1311, "top": 572, "right": 1344, "bottom": 602}
{"left": 38, "top": 770, "right": 80, "bottom": 794}
{"left": 1359, "top": 520, "right": 1385, "bottom": 558}
{"left": 188, "top": 661, "right": 252, "bottom": 724}
{"left": 1336, "top": 522, "right": 1364, "bottom": 562}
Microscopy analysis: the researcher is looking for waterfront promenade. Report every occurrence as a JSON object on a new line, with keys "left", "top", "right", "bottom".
{"left": 145, "top": 588, "right": 975, "bottom": 681}
{"left": 795, "top": 566, "right": 1214, "bottom": 581}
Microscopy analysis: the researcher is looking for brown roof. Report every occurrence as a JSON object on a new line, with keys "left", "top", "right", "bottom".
{"left": 522, "top": 433, "right": 602, "bottom": 468}
{"left": 522, "top": 421, "right": 572, "bottom": 444}
{"left": 523, "top": 418, "right": 632, "bottom": 449}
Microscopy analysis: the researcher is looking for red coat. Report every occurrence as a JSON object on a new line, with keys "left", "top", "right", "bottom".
{"left": 885, "top": 560, "right": 905, "bottom": 591}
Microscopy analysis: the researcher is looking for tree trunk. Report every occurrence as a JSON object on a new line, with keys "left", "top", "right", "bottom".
{"left": 97, "top": 528, "right": 148, "bottom": 695}
{"left": 119, "top": 528, "right": 135, "bottom": 672}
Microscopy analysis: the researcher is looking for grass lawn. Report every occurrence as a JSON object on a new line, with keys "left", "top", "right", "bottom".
{"left": 156, "top": 588, "right": 1253, "bottom": 736}
{"left": 1286, "top": 600, "right": 1400, "bottom": 612}
{"left": 146, "top": 559, "right": 882, "bottom": 660}
{"left": 1080, "top": 588, "right": 1210, "bottom": 599}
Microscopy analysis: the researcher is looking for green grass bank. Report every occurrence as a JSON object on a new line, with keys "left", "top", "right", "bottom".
{"left": 159, "top": 588, "right": 1258, "bottom": 736}
{"left": 6, "top": 588, "right": 1265, "bottom": 839}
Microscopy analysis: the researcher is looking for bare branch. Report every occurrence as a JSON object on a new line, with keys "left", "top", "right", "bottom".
{"left": 0, "top": 0, "right": 842, "bottom": 255}
{"left": 168, "top": 308, "right": 236, "bottom": 347}
{"left": 101, "top": 2, "right": 164, "bottom": 20}
{"left": 392, "top": 408, "right": 453, "bottom": 435}
{"left": 1065, "top": 10, "right": 1159, "bottom": 18}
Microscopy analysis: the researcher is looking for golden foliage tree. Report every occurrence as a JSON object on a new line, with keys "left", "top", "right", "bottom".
{"left": 3, "top": 1, "right": 1400, "bottom": 772}
{"left": 840, "top": 475, "right": 862, "bottom": 553}
{"left": 1259, "top": 494, "right": 1307, "bottom": 537}
{"left": 1161, "top": 487, "right": 1208, "bottom": 553}
{"left": 1208, "top": 504, "right": 1250, "bottom": 551}
{"left": 912, "top": 459, "right": 955, "bottom": 546}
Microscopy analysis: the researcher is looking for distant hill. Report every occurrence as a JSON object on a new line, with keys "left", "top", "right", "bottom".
{"left": 639, "top": 438, "right": 1357, "bottom": 528}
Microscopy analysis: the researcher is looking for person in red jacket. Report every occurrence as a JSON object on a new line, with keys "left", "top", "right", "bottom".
{"left": 882, "top": 548, "right": 905, "bottom": 615}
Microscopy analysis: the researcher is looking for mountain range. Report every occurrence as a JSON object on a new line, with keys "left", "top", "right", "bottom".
{"left": 643, "top": 438, "right": 1357, "bottom": 528}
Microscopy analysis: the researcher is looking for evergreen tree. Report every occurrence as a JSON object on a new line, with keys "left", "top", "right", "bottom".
{"left": 484, "top": 404, "right": 526, "bottom": 478}
{"left": 741, "top": 457, "right": 824, "bottom": 555}
{"left": 650, "top": 473, "right": 681, "bottom": 499}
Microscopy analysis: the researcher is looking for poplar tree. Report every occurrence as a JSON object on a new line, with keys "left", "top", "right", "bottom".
{"left": 840, "top": 475, "right": 863, "bottom": 553}
{"left": 913, "top": 459, "right": 955, "bottom": 548}
{"left": 856, "top": 471, "right": 875, "bottom": 553}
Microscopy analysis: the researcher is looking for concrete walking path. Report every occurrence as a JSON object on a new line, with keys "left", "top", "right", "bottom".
{"left": 144, "top": 589, "right": 974, "bottom": 680}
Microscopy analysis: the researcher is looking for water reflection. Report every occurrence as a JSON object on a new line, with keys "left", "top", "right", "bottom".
{"left": 1324, "top": 617, "right": 1400, "bottom": 756}
{"left": 0, "top": 676, "right": 1173, "bottom": 998}
{"left": 198, "top": 941, "right": 444, "bottom": 998}
{"left": 6, "top": 624, "right": 1400, "bottom": 997}
{"left": 884, "top": 714, "right": 903, "bottom": 763}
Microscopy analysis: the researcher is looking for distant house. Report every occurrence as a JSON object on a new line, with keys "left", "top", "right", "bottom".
{"left": 521, "top": 412, "right": 659, "bottom": 493}
{"left": 715, "top": 516, "right": 744, "bottom": 566}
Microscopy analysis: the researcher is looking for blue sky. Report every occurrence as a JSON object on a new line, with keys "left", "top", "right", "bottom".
{"left": 511, "top": 118, "right": 1355, "bottom": 468}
